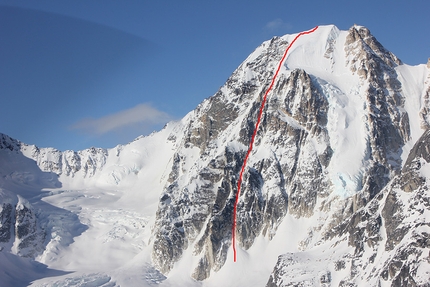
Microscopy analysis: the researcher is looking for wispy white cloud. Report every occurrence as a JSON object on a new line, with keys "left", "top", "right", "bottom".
{"left": 70, "top": 103, "right": 172, "bottom": 136}
{"left": 265, "top": 18, "right": 292, "bottom": 32}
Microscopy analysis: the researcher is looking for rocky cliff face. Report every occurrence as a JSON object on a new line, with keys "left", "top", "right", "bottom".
{"left": 0, "top": 190, "right": 45, "bottom": 258}
{"left": 151, "top": 24, "right": 430, "bottom": 284}
{"left": 0, "top": 24, "right": 429, "bottom": 286}
{"left": 267, "top": 129, "right": 430, "bottom": 286}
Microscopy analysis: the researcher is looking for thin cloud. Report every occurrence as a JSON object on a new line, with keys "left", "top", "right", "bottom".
{"left": 265, "top": 18, "right": 292, "bottom": 32}
{"left": 70, "top": 103, "right": 172, "bottom": 136}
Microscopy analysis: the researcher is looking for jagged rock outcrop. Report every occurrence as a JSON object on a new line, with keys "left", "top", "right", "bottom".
{"left": 0, "top": 202, "right": 13, "bottom": 245}
{"left": 267, "top": 129, "right": 430, "bottom": 286}
{"left": 345, "top": 25, "right": 409, "bottom": 203}
{"left": 0, "top": 191, "right": 45, "bottom": 258}
{"left": 14, "top": 196, "right": 45, "bottom": 257}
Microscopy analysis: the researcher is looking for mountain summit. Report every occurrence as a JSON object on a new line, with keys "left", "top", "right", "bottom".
{"left": 1, "top": 25, "right": 429, "bottom": 286}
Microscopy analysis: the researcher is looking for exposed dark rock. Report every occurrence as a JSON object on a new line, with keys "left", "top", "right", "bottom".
{"left": 15, "top": 200, "right": 45, "bottom": 258}
{"left": 270, "top": 125, "right": 430, "bottom": 286}
{"left": 0, "top": 203, "right": 13, "bottom": 243}
{"left": 282, "top": 69, "right": 329, "bottom": 131}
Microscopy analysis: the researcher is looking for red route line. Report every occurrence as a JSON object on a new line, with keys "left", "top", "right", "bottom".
{"left": 232, "top": 26, "right": 319, "bottom": 262}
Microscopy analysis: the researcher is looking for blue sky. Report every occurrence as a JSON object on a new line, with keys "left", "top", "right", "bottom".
{"left": 1, "top": 0, "right": 429, "bottom": 151}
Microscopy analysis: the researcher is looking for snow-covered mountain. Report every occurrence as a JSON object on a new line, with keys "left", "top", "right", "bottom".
{"left": 1, "top": 24, "right": 429, "bottom": 286}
